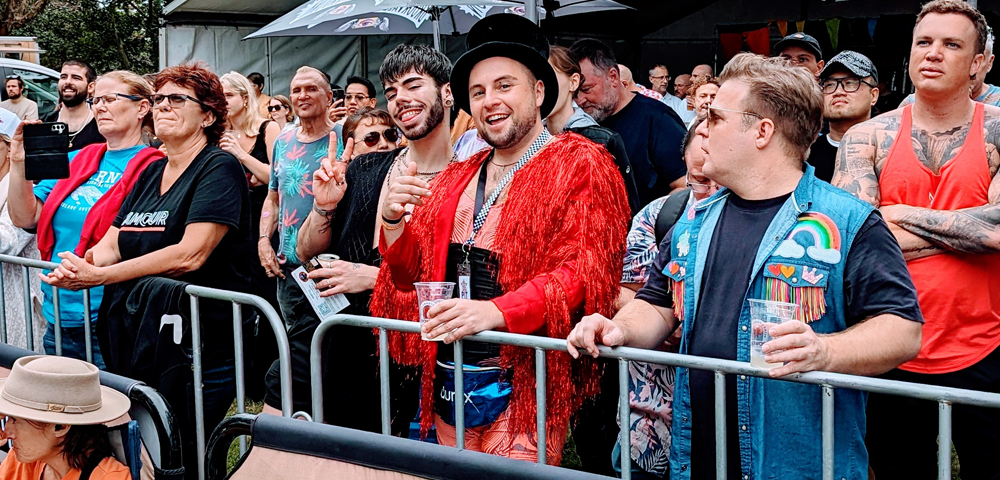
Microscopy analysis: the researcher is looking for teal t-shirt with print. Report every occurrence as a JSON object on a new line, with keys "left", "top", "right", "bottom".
{"left": 268, "top": 128, "right": 330, "bottom": 266}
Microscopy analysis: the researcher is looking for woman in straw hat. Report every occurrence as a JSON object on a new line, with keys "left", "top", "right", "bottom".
{"left": 0, "top": 355, "right": 131, "bottom": 480}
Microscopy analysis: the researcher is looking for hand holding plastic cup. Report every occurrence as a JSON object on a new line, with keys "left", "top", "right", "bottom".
{"left": 748, "top": 299, "right": 799, "bottom": 369}
{"left": 415, "top": 282, "right": 455, "bottom": 341}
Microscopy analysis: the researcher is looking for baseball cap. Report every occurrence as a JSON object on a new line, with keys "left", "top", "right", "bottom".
{"left": 821, "top": 50, "right": 878, "bottom": 83}
{"left": 774, "top": 32, "right": 823, "bottom": 61}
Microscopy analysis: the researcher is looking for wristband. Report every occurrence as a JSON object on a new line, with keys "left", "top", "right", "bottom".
{"left": 313, "top": 201, "right": 336, "bottom": 217}
{"left": 381, "top": 214, "right": 403, "bottom": 225}
{"left": 381, "top": 216, "right": 405, "bottom": 231}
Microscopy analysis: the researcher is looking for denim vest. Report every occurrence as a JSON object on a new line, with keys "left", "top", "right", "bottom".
{"left": 665, "top": 167, "right": 874, "bottom": 480}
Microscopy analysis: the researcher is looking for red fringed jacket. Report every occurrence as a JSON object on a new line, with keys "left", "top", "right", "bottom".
{"left": 370, "top": 132, "right": 630, "bottom": 440}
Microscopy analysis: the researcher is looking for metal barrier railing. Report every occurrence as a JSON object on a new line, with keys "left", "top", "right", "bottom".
{"left": 0, "top": 253, "right": 294, "bottom": 480}
{"left": 311, "top": 314, "right": 1000, "bottom": 480}
{"left": 0, "top": 253, "right": 87, "bottom": 359}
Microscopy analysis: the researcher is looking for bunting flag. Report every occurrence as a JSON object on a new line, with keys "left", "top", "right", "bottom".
{"left": 827, "top": 18, "right": 841, "bottom": 51}
{"left": 868, "top": 18, "right": 878, "bottom": 41}
{"left": 777, "top": 20, "right": 788, "bottom": 37}
{"left": 796, "top": 20, "right": 805, "bottom": 33}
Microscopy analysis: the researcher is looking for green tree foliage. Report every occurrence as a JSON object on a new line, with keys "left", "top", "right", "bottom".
{"left": 15, "top": 0, "right": 161, "bottom": 74}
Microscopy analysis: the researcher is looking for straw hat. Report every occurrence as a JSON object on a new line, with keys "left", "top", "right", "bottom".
{"left": 0, "top": 356, "right": 130, "bottom": 425}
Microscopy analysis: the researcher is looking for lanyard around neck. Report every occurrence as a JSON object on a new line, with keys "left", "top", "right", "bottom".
{"left": 465, "top": 130, "right": 551, "bottom": 246}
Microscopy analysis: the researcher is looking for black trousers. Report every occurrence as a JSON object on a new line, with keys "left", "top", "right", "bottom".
{"left": 866, "top": 346, "right": 1000, "bottom": 480}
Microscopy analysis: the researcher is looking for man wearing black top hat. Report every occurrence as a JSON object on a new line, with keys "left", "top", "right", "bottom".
{"left": 371, "top": 14, "right": 630, "bottom": 464}
{"left": 776, "top": 32, "right": 825, "bottom": 80}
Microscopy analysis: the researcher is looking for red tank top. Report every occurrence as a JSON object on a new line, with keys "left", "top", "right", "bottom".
{"left": 880, "top": 103, "right": 1000, "bottom": 374}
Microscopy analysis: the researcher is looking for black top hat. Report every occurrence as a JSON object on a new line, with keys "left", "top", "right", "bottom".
{"left": 451, "top": 14, "right": 558, "bottom": 118}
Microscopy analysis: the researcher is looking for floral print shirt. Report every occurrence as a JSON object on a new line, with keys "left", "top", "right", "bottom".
{"left": 620, "top": 194, "right": 686, "bottom": 477}
{"left": 268, "top": 128, "right": 330, "bottom": 266}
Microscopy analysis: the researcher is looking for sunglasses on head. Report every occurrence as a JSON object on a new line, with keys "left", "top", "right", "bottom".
{"left": 361, "top": 128, "right": 398, "bottom": 147}
{"left": 267, "top": 105, "right": 285, "bottom": 112}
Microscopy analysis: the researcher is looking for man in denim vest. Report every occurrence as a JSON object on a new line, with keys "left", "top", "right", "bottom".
{"left": 567, "top": 53, "right": 923, "bottom": 480}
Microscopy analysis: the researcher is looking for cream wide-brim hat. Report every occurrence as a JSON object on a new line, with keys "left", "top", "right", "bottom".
{"left": 0, "top": 356, "right": 130, "bottom": 425}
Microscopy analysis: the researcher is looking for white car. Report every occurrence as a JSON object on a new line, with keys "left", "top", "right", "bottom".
{"left": 0, "top": 58, "right": 59, "bottom": 119}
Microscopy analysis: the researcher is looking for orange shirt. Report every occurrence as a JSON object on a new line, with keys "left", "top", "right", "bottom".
{"left": 0, "top": 450, "right": 130, "bottom": 480}
{"left": 880, "top": 103, "right": 1000, "bottom": 374}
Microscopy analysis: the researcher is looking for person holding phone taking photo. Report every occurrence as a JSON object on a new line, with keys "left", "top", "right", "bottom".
{"left": 6, "top": 70, "right": 163, "bottom": 367}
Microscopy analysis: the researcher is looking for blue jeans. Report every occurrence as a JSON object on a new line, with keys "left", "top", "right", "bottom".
{"left": 42, "top": 323, "right": 105, "bottom": 369}
{"left": 612, "top": 438, "right": 666, "bottom": 479}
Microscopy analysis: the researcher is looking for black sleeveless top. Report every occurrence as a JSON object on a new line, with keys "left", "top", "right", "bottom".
{"left": 247, "top": 120, "right": 271, "bottom": 222}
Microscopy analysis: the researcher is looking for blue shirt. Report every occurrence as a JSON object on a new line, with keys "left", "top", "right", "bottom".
{"left": 269, "top": 127, "right": 329, "bottom": 266}
{"left": 34, "top": 145, "right": 143, "bottom": 327}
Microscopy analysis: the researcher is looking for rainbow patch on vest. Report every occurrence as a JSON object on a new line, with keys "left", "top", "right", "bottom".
{"left": 789, "top": 212, "right": 842, "bottom": 264}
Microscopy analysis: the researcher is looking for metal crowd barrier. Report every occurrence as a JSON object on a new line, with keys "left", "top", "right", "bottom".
{"left": 0, "top": 254, "right": 294, "bottom": 480}
{"left": 311, "top": 314, "right": 1000, "bottom": 480}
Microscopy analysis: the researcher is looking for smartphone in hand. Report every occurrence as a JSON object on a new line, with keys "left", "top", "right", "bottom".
{"left": 22, "top": 122, "right": 70, "bottom": 181}
{"left": 331, "top": 88, "right": 345, "bottom": 104}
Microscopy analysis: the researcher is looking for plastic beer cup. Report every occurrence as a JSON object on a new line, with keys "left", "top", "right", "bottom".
{"left": 748, "top": 299, "right": 799, "bottom": 369}
{"left": 415, "top": 282, "right": 456, "bottom": 341}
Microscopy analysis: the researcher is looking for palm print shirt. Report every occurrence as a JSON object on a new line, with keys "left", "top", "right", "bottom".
{"left": 268, "top": 128, "right": 330, "bottom": 266}
{"left": 621, "top": 194, "right": 676, "bottom": 477}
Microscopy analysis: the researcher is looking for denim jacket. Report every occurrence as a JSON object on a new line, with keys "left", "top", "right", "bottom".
{"left": 666, "top": 166, "right": 874, "bottom": 480}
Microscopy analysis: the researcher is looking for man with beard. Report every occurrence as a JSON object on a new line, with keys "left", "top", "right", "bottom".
{"left": 1, "top": 75, "right": 38, "bottom": 121}
{"left": 260, "top": 66, "right": 337, "bottom": 419}
{"left": 673, "top": 73, "right": 692, "bottom": 99}
{"left": 808, "top": 51, "right": 879, "bottom": 183}
{"left": 370, "top": 14, "right": 629, "bottom": 464}
{"left": 289, "top": 44, "right": 456, "bottom": 433}
{"left": 43, "top": 60, "right": 103, "bottom": 151}
{"left": 572, "top": 38, "right": 687, "bottom": 207}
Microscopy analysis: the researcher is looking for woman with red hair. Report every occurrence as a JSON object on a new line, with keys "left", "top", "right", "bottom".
{"left": 43, "top": 62, "right": 254, "bottom": 474}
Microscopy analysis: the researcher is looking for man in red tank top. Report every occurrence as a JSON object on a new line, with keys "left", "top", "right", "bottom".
{"left": 834, "top": 1, "right": 1000, "bottom": 478}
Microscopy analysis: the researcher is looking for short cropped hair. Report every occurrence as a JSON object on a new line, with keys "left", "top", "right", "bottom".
{"left": 718, "top": 53, "right": 822, "bottom": 161}
{"left": 648, "top": 64, "right": 668, "bottom": 76}
{"left": 293, "top": 66, "right": 332, "bottom": 92}
{"left": 347, "top": 75, "right": 377, "bottom": 98}
{"left": 247, "top": 72, "right": 265, "bottom": 88}
{"left": 154, "top": 61, "right": 228, "bottom": 146}
{"left": 570, "top": 38, "right": 618, "bottom": 73}
{"left": 916, "top": 0, "right": 989, "bottom": 54}
{"left": 379, "top": 44, "right": 452, "bottom": 88}
{"left": 62, "top": 60, "right": 96, "bottom": 83}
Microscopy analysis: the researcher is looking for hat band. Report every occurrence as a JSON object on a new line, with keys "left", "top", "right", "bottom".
{"left": 2, "top": 390, "right": 102, "bottom": 415}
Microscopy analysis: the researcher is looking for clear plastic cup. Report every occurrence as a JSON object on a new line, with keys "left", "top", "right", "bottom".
{"left": 415, "top": 282, "right": 456, "bottom": 341}
{"left": 748, "top": 299, "right": 799, "bottom": 369}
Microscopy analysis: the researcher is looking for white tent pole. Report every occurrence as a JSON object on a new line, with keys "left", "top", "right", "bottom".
{"left": 432, "top": 6, "right": 443, "bottom": 52}
{"left": 433, "top": 17, "right": 442, "bottom": 51}
{"left": 526, "top": 0, "right": 539, "bottom": 25}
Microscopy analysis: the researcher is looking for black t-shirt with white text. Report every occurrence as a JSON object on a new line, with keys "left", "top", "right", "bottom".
{"left": 113, "top": 145, "right": 253, "bottom": 355}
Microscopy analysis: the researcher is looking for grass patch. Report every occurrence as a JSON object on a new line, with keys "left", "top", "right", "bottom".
{"left": 225, "top": 399, "right": 264, "bottom": 472}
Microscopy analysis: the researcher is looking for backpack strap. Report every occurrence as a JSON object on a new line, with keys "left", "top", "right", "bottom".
{"left": 655, "top": 188, "right": 691, "bottom": 246}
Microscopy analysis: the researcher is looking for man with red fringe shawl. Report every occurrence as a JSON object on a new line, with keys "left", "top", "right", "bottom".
{"left": 370, "top": 14, "right": 629, "bottom": 464}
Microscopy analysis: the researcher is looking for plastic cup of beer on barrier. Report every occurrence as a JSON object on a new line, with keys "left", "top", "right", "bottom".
{"left": 748, "top": 299, "right": 799, "bottom": 369}
{"left": 414, "top": 282, "right": 456, "bottom": 341}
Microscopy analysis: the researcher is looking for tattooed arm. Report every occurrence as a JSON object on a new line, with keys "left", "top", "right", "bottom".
{"left": 833, "top": 113, "right": 946, "bottom": 260}
{"left": 878, "top": 109, "right": 1000, "bottom": 255}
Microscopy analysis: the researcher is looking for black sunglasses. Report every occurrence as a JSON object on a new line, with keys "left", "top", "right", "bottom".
{"left": 5, "top": 75, "right": 19, "bottom": 80}
{"left": 150, "top": 93, "right": 205, "bottom": 109}
{"left": 361, "top": 128, "right": 398, "bottom": 147}
{"left": 267, "top": 104, "right": 285, "bottom": 112}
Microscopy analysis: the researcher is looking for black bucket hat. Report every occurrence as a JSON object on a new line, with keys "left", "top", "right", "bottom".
{"left": 451, "top": 14, "right": 558, "bottom": 118}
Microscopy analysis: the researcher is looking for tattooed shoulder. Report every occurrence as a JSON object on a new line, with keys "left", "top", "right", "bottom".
{"left": 983, "top": 105, "right": 1000, "bottom": 176}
